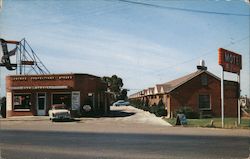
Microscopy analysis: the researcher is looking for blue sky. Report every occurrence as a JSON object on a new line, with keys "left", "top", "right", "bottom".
{"left": 0, "top": 0, "right": 249, "bottom": 96}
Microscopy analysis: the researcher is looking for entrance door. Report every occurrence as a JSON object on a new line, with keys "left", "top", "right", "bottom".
{"left": 37, "top": 93, "right": 46, "bottom": 116}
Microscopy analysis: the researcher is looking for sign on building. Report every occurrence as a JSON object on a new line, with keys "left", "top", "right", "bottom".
{"left": 218, "top": 48, "right": 242, "bottom": 74}
{"left": 72, "top": 91, "right": 80, "bottom": 110}
{"left": 218, "top": 48, "right": 242, "bottom": 127}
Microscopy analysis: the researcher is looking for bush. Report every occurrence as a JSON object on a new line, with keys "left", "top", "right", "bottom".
{"left": 150, "top": 99, "right": 167, "bottom": 117}
{"left": 130, "top": 98, "right": 167, "bottom": 117}
{"left": 175, "top": 106, "right": 199, "bottom": 119}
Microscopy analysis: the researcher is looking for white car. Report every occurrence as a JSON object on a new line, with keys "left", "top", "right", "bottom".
{"left": 49, "top": 104, "right": 71, "bottom": 121}
{"left": 112, "top": 100, "right": 130, "bottom": 106}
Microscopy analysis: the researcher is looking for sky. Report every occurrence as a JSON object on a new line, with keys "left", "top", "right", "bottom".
{"left": 0, "top": 0, "right": 249, "bottom": 97}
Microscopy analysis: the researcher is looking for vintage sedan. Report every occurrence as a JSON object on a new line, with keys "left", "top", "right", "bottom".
{"left": 49, "top": 104, "right": 71, "bottom": 121}
{"left": 112, "top": 100, "right": 130, "bottom": 106}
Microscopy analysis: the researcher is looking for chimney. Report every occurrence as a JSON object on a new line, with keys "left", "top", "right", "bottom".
{"left": 197, "top": 59, "right": 207, "bottom": 71}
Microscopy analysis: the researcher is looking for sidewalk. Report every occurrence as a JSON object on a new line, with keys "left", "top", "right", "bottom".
{"left": 0, "top": 116, "right": 50, "bottom": 121}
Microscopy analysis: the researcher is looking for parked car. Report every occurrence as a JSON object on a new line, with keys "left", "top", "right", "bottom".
{"left": 112, "top": 100, "right": 130, "bottom": 106}
{"left": 49, "top": 104, "right": 71, "bottom": 121}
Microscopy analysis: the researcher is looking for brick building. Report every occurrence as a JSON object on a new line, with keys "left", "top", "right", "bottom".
{"left": 129, "top": 66, "right": 239, "bottom": 118}
{"left": 5, "top": 73, "right": 111, "bottom": 117}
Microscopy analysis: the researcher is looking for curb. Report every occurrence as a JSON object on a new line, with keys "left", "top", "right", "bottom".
{"left": 0, "top": 116, "right": 49, "bottom": 121}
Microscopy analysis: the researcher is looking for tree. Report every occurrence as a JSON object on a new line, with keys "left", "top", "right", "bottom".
{"left": 102, "top": 75, "right": 126, "bottom": 100}
{"left": 119, "top": 89, "right": 128, "bottom": 100}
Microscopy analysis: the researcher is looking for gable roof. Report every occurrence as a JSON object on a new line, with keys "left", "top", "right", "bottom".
{"left": 154, "top": 84, "right": 162, "bottom": 94}
{"left": 161, "top": 70, "right": 220, "bottom": 93}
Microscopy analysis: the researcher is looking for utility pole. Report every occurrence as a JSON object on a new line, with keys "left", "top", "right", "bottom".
{"left": 221, "top": 66, "right": 224, "bottom": 128}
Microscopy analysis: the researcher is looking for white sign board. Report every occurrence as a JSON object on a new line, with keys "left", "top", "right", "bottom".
{"left": 71, "top": 91, "right": 80, "bottom": 110}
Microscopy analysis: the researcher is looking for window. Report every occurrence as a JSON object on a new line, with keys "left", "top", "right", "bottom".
{"left": 199, "top": 95, "right": 210, "bottom": 110}
{"left": 201, "top": 74, "right": 208, "bottom": 86}
{"left": 52, "top": 93, "right": 71, "bottom": 109}
{"left": 13, "top": 94, "right": 31, "bottom": 110}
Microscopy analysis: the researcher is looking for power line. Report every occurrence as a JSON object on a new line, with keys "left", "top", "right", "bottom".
{"left": 118, "top": 0, "right": 250, "bottom": 17}
{"left": 153, "top": 35, "right": 250, "bottom": 75}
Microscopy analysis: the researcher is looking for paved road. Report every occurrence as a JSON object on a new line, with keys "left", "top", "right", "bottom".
{"left": 0, "top": 106, "right": 249, "bottom": 159}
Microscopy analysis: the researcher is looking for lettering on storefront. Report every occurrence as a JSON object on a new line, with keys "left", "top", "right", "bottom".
{"left": 12, "top": 75, "right": 73, "bottom": 81}
{"left": 58, "top": 76, "right": 73, "bottom": 80}
{"left": 10, "top": 86, "right": 68, "bottom": 90}
{"left": 13, "top": 77, "right": 27, "bottom": 81}
{"left": 31, "top": 76, "right": 55, "bottom": 80}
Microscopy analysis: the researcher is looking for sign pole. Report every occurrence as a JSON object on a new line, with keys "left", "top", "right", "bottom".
{"left": 221, "top": 66, "right": 224, "bottom": 128}
{"left": 237, "top": 73, "right": 241, "bottom": 125}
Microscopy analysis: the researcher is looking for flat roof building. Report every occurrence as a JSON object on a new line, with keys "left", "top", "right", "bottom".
{"left": 6, "top": 73, "right": 111, "bottom": 117}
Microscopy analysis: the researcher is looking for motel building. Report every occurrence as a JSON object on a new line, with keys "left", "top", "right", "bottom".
{"left": 5, "top": 73, "right": 111, "bottom": 117}
{"left": 129, "top": 62, "right": 239, "bottom": 118}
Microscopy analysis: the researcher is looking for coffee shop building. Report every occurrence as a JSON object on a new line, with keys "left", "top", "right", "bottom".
{"left": 5, "top": 73, "right": 111, "bottom": 117}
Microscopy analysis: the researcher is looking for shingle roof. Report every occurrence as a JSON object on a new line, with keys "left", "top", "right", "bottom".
{"left": 129, "top": 69, "right": 220, "bottom": 99}
{"left": 161, "top": 70, "right": 220, "bottom": 93}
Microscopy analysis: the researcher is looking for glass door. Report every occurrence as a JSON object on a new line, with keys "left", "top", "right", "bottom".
{"left": 37, "top": 93, "right": 46, "bottom": 116}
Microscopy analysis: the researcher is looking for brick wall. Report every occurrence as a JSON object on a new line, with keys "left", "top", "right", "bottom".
{"left": 139, "top": 72, "right": 238, "bottom": 118}
{"left": 169, "top": 73, "right": 238, "bottom": 117}
{"left": 6, "top": 74, "right": 109, "bottom": 117}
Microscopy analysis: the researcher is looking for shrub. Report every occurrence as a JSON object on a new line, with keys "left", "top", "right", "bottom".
{"left": 150, "top": 99, "right": 167, "bottom": 117}
{"left": 130, "top": 98, "right": 167, "bottom": 117}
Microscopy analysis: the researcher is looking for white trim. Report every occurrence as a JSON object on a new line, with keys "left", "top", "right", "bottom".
{"left": 13, "top": 109, "right": 30, "bottom": 112}
{"left": 6, "top": 92, "right": 12, "bottom": 111}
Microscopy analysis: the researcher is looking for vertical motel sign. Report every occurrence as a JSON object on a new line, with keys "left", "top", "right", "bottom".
{"left": 218, "top": 48, "right": 242, "bottom": 128}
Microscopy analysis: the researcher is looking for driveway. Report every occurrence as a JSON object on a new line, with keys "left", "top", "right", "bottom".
{"left": 105, "top": 106, "right": 171, "bottom": 126}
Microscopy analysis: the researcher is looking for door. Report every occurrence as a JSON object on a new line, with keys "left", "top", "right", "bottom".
{"left": 37, "top": 93, "right": 46, "bottom": 116}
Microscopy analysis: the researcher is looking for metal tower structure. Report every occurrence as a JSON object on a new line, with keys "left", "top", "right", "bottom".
{"left": 0, "top": 38, "right": 50, "bottom": 75}
{"left": 16, "top": 38, "right": 50, "bottom": 75}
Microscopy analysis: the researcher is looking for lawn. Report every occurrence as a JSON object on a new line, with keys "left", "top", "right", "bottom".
{"left": 164, "top": 118, "right": 250, "bottom": 129}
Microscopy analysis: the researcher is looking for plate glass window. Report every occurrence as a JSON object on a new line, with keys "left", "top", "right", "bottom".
{"left": 52, "top": 93, "right": 71, "bottom": 109}
{"left": 13, "top": 94, "right": 31, "bottom": 110}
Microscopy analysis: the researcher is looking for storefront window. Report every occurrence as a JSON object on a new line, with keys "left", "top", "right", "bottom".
{"left": 52, "top": 93, "right": 71, "bottom": 109}
{"left": 13, "top": 94, "right": 31, "bottom": 110}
